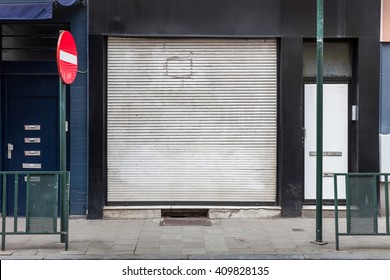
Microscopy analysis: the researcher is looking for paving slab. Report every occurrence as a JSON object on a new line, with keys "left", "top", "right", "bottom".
{"left": 1, "top": 217, "right": 390, "bottom": 259}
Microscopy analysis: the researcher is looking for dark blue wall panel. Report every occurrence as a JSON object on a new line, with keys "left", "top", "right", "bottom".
{"left": 69, "top": 8, "right": 88, "bottom": 215}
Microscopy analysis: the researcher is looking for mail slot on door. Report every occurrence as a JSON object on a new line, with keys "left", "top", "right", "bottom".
{"left": 22, "top": 163, "right": 42, "bottom": 169}
{"left": 24, "top": 138, "right": 41, "bottom": 143}
{"left": 309, "top": 151, "right": 342, "bottom": 157}
{"left": 24, "top": 125, "right": 41, "bottom": 131}
{"left": 25, "top": 151, "right": 41, "bottom": 156}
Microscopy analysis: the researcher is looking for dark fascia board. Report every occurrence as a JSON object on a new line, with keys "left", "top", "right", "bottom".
{"left": 89, "top": 0, "right": 380, "bottom": 40}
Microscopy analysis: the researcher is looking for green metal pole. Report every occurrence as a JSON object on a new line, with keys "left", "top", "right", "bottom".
{"left": 65, "top": 172, "right": 70, "bottom": 250}
{"left": 315, "top": 0, "right": 324, "bottom": 243}
{"left": 59, "top": 79, "right": 67, "bottom": 243}
{"left": 59, "top": 79, "right": 66, "bottom": 173}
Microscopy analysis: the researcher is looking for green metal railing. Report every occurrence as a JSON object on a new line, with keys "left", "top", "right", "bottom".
{"left": 334, "top": 173, "right": 390, "bottom": 250}
{"left": 1, "top": 171, "right": 70, "bottom": 251}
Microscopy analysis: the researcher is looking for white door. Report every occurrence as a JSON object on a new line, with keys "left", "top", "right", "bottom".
{"left": 304, "top": 84, "right": 348, "bottom": 200}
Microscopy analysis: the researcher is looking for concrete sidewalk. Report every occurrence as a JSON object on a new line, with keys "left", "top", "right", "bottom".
{"left": 1, "top": 217, "right": 390, "bottom": 259}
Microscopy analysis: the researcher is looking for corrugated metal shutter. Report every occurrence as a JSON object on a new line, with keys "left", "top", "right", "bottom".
{"left": 107, "top": 37, "right": 277, "bottom": 203}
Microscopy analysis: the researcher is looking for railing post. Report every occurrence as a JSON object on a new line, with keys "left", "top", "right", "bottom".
{"left": 346, "top": 174, "right": 351, "bottom": 234}
{"left": 385, "top": 175, "right": 390, "bottom": 234}
{"left": 25, "top": 174, "right": 31, "bottom": 232}
{"left": 13, "top": 174, "right": 19, "bottom": 232}
{"left": 2, "top": 175, "right": 7, "bottom": 251}
{"left": 373, "top": 175, "right": 379, "bottom": 233}
{"left": 334, "top": 174, "right": 340, "bottom": 250}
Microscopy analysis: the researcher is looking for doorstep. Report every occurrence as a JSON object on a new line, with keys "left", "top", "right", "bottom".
{"left": 103, "top": 206, "right": 282, "bottom": 219}
{"left": 302, "top": 205, "right": 346, "bottom": 218}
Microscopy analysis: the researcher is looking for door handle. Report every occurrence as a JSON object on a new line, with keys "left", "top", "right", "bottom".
{"left": 7, "top": 143, "right": 14, "bottom": 159}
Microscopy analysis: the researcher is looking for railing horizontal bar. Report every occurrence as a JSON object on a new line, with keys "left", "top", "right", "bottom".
{"left": 338, "top": 233, "right": 390, "bottom": 236}
{"left": 1, "top": 232, "right": 63, "bottom": 235}
{"left": 0, "top": 171, "right": 69, "bottom": 175}
{"left": 334, "top": 173, "right": 390, "bottom": 176}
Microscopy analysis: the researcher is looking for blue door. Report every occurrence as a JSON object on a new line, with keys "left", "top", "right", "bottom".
{"left": 3, "top": 75, "right": 59, "bottom": 215}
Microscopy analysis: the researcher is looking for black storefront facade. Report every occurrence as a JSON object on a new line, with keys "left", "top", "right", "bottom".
{"left": 88, "top": 0, "right": 380, "bottom": 219}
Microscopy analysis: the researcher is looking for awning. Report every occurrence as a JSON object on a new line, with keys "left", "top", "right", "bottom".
{"left": 56, "top": 0, "right": 78, "bottom": 6}
{"left": 0, "top": 3, "right": 53, "bottom": 20}
{"left": 0, "top": 1, "right": 82, "bottom": 20}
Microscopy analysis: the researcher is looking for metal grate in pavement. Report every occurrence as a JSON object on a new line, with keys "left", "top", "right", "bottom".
{"left": 160, "top": 217, "right": 211, "bottom": 226}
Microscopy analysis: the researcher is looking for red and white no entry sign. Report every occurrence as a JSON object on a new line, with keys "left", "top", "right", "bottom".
{"left": 57, "top": 30, "right": 78, "bottom": 85}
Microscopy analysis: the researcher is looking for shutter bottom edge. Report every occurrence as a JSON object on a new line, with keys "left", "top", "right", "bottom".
{"left": 106, "top": 201, "right": 277, "bottom": 207}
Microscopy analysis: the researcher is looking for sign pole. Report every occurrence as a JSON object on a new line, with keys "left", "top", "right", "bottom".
{"left": 56, "top": 30, "right": 77, "bottom": 243}
{"left": 314, "top": 0, "right": 327, "bottom": 245}
{"left": 59, "top": 78, "right": 67, "bottom": 243}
